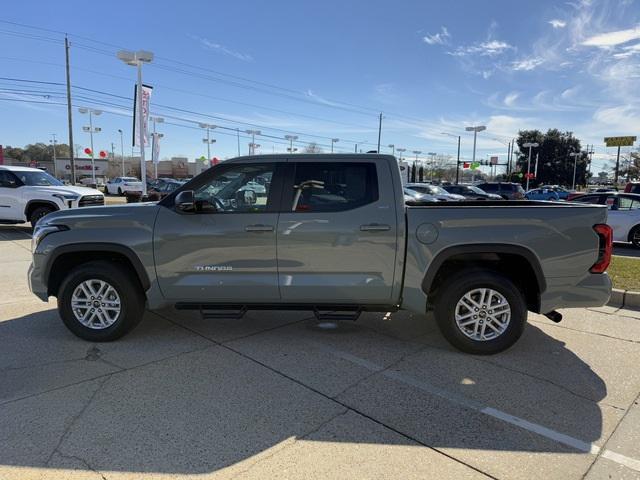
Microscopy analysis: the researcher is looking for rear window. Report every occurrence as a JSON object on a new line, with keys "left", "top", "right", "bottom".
{"left": 291, "top": 162, "right": 378, "bottom": 212}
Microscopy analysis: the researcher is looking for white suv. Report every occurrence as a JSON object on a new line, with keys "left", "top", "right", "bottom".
{"left": 0, "top": 166, "right": 104, "bottom": 226}
{"left": 105, "top": 177, "right": 142, "bottom": 195}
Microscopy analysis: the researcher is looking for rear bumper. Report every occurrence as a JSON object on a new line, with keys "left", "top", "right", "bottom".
{"left": 539, "top": 273, "right": 612, "bottom": 313}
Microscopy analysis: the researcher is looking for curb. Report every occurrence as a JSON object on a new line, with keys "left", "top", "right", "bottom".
{"left": 608, "top": 288, "right": 640, "bottom": 311}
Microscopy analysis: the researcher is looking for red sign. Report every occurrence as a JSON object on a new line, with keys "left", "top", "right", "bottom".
{"left": 525, "top": 173, "right": 535, "bottom": 179}
{"left": 99, "top": 150, "right": 107, "bottom": 158}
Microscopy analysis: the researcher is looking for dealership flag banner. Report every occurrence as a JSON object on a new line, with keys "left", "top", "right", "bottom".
{"left": 133, "top": 84, "right": 153, "bottom": 147}
{"left": 152, "top": 133, "right": 161, "bottom": 164}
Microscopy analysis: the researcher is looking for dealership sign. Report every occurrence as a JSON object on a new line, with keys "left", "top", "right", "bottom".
{"left": 604, "top": 136, "right": 636, "bottom": 147}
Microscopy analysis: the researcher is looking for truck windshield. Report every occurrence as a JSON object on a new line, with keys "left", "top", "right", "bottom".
{"left": 14, "top": 171, "right": 63, "bottom": 187}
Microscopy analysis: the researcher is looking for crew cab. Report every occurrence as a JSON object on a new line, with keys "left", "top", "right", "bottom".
{"left": 0, "top": 165, "right": 104, "bottom": 226}
{"left": 29, "top": 154, "right": 612, "bottom": 354}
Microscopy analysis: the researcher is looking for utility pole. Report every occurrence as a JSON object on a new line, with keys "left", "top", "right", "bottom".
{"left": 377, "top": 113, "right": 383, "bottom": 153}
{"left": 455, "top": 136, "right": 461, "bottom": 184}
{"left": 523, "top": 142, "right": 539, "bottom": 191}
{"left": 50, "top": 134, "right": 57, "bottom": 177}
{"left": 246, "top": 130, "right": 260, "bottom": 155}
{"left": 236, "top": 128, "right": 240, "bottom": 156}
{"left": 331, "top": 138, "right": 339, "bottom": 153}
{"left": 614, "top": 145, "right": 621, "bottom": 183}
{"left": 111, "top": 142, "right": 116, "bottom": 176}
{"left": 285, "top": 135, "right": 298, "bottom": 154}
{"left": 118, "top": 129, "right": 125, "bottom": 176}
{"left": 64, "top": 35, "right": 76, "bottom": 184}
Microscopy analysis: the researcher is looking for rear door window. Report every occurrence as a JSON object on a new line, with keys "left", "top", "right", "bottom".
{"left": 290, "top": 162, "right": 378, "bottom": 212}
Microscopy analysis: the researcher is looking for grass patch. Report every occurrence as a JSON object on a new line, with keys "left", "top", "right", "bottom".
{"left": 608, "top": 256, "right": 640, "bottom": 291}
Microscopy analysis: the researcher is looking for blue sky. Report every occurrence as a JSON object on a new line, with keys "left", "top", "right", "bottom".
{"left": 1, "top": 0, "right": 639, "bottom": 174}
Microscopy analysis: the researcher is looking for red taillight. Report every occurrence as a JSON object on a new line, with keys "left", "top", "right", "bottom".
{"left": 590, "top": 224, "right": 612, "bottom": 273}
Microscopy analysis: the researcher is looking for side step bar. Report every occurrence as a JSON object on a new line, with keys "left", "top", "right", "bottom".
{"left": 174, "top": 303, "right": 396, "bottom": 321}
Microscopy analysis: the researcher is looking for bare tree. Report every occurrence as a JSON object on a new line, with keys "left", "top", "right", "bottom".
{"left": 303, "top": 142, "right": 323, "bottom": 153}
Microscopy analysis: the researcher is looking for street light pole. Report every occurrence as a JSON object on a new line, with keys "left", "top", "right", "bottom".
{"left": 441, "top": 132, "right": 462, "bottom": 184}
{"left": 50, "top": 134, "right": 57, "bottom": 177}
{"left": 465, "top": 126, "right": 486, "bottom": 172}
{"left": 428, "top": 152, "right": 436, "bottom": 182}
{"left": 388, "top": 144, "right": 395, "bottom": 157}
{"left": 523, "top": 142, "right": 539, "bottom": 191}
{"left": 396, "top": 148, "right": 406, "bottom": 162}
{"left": 285, "top": 135, "right": 298, "bottom": 154}
{"left": 79, "top": 108, "right": 102, "bottom": 184}
{"left": 118, "top": 129, "right": 125, "bottom": 176}
{"left": 331, "top": 138, "right": 339, "bottom": 153}
{"left": 246, "top": 130, "right": 261, "bottom": 155}
{"left": 199, "top": 123, "right": 216, "bottom": 164}
{"left": 151, "top": 117, "right": 165, "bottom": 179}
{"left": 117, "top": 49, "right": 154, "bottom": 196}
{"left": 569, "top": 152, "right": 581, "bottom": 190}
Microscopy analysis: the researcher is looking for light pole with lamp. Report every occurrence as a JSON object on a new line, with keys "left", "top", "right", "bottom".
{"left": 523, "top": 142, "right": 539, "bottom": 191}
{"left": 246, "top": 130, "right": 261, "bottom": 155}
{"left": 199, "top": 123, "right": 216, "bottom": 162}
{"left": 569, "top": 151, "right": 581, "bottom": 190}
{"left": 117, "top": 49, "right": 154, "bottom": 196}
{"left": 150, "top": 116, "right": 165, "bottom": 179}
{"left": 465, "top": 126, "right": 486, "bottom": 174}
{"left": 117, "top": 129, "right": 125, "bottom": 176}
{"left": 412, "top": 150, "right": 422, "bottom": 182}
{"left": 331, "top": 138, "right": 339, "bottom": 153}
{"left": 78, "top": 107, "right": 102, "bottom": 184}
{"left": 285, "top": 135, "right": 298, "bottom": 153}
{"left": 50, "top": 134, "right": 58, "bottom": 178}
{"left": 388, "top": 144, "right": 395, "bottom": 157}
{"left": 396, "top": 147, "right": 406, "bottom": 162}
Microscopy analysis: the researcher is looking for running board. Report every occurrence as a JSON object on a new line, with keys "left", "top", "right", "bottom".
{"left": 174, "top": 303, "right": 395, "bottom": 321}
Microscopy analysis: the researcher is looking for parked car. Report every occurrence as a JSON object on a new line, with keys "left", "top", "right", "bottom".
{"left": 476, "top": 182, "right": 526, "bottom": 200}
{"left": 405, "top": 183, "right": 465, "bottom": 201}
{"left": 541, "top": 185, "right": 572, "bottom": 200}
{"left": 30, "top": 154, "right": 612, "bottom": 355}
{"left": 571, "top": 192, "right": 640, "bottom": 248}
{"left": 105, "top": 177, "right": 143, "bottom": 196}
{"left": 525, "top": 188, "right": 560, "bottom": 201}
{"left": 403, "top": 187, "right": 439, "bottom": 203}
{"left": 624, "top": 182, "right": 640, "bottom": 194}
{"left": 443, "top": 184, "right": 503, "bottom": 200}
{"left": 0, "top": 165, "right": 104, "bottom": 226}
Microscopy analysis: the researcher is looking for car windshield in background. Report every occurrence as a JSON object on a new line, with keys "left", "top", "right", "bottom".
{"left": 15, "top": 171, "right": 63, "bottom": 187}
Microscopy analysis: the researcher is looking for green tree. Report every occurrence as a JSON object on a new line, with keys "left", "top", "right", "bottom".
{"left": 514, "top": 129, "right": 588, "bottom": 187}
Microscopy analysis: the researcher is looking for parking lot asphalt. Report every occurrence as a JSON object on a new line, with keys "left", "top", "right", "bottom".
{"left": 1, "top": 224, "right": 640, "bottom": 480}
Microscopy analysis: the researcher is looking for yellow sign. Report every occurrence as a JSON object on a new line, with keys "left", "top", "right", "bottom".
{"left": 604, "top": 136, "right": 636, "bottom": 147}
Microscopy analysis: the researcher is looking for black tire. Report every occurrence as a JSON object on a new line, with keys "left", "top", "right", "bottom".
{"left": 117, "top": 187, "right": 123, "bottom": 196}
{"left": 57, "top": 260, "right": 145, "bottom": 341}
{"left": 30, "top": 206, "right": 55, "bottom": 227}
{"left": 432, "top": 269, "right": 527, "bottom": 355}
{"left": 630, "top": 225, "right": 640, "bottom": 249}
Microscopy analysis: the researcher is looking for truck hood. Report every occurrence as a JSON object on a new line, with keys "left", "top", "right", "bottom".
{"left": 43, "top": 202, "right": 158, "bottom": 227}
{"left": 26, "top": 185, "right": 104, "bottom": 197}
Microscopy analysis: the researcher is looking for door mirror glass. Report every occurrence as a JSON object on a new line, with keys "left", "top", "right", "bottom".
{"left": 174, "top": 190, "right": 195, "bottom": 213}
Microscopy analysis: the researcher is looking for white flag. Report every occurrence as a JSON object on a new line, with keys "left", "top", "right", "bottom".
{"left": 133, "top": 84, "right": 153, "bottom": 147}
{"left": 152, "top": 133, "right": 161, "bottom": 164}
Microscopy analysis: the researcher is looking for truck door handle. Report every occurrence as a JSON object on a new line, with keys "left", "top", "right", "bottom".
{"left": 360, "top": 223, "right": 391, "bottom": 232}
{"left": 245, "top": 224, "right": 274, "bottom": 232}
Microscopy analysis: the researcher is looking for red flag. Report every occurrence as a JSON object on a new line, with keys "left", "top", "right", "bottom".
{"left": 463, "top": 162, "right": 470, "bottom": 168}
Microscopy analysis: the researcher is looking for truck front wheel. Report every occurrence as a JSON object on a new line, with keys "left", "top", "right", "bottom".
{"left": 57, "top": 261, "right": 145, "bottom": 341}
{"left": 433, "top": 270, "right": 527, "bottom": 354}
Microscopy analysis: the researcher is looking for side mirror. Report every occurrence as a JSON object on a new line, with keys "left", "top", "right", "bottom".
{"left": 244, "top": 189, "right": 257, "bottom": 205}
{"left": 174, "top": 190, "right": 195, "bottom": 213}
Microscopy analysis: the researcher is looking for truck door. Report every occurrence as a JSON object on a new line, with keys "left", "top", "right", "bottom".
{"left": 276, "top": 159, "right": 398, "bottom": 303}
{"left": 154, "top": 162, "right": 283, "bottom": 302}
{"left": 0, "top": 171, "right": 22, "bottom": 220}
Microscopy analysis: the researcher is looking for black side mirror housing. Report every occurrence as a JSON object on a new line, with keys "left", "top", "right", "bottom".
{"left": 175, "top": 190, "right": 195, "bottom": 213}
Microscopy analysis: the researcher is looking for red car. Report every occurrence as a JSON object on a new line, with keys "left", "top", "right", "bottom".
{"left": 625, "top": 182, "right": 640, "bottom": 194}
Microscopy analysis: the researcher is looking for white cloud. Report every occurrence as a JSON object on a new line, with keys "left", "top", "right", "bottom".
{"left": 511, "top": 57, "right": 545, "bottom": 71}
{"left": 549, "top": 19, "right": 567, "bottom": 29}
{"left": 191, "top": 36, "right": 253, "bottom": 62}
{"left": 581, "top": 25, "right": 640, "bottom": 47}
{"left": 504, "top": 92, "right": 519, "bottom": 106}
{"left": 423, "top": 26, "right": 450, "bottom": 45}
{"left": 449, "top": 39, "right": 514, "bottom": 57}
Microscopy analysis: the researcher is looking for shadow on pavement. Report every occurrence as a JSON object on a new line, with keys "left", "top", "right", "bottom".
{"left": 0, "top": 305, "right": 607, "bottom": 476}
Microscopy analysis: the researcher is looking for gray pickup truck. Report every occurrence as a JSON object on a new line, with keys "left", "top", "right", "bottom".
{"left": 29, "top": 154, "right": 613, "bottom": 354}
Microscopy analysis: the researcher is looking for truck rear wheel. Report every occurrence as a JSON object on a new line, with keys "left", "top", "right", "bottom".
{"left": 433, "top": 269, "right": 527, "bottom": 354}
{"left": 57, "top": 261, "right": 145, "bottom": 341}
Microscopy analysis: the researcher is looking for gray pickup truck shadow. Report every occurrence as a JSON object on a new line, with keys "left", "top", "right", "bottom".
{"left": 0, "top": 306, "right": 607, "bottom": 476}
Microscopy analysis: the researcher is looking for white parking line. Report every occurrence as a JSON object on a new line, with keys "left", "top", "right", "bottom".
{"left": 323, "top": 345, "right": 640, "bottom": 472}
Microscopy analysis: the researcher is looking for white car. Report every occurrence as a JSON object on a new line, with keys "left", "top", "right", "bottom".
{"left": 105, "top": 177, "right": 143, "bottom": 195}
{"left": 572, "top": 192, "right": 640, "bottom": 248}
{"left": 0, "top": 166, "right": 104, "bottom": 226}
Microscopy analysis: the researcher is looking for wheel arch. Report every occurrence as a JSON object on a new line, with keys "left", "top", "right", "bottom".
{"left": 422, "top": 244, "right": 546, "bottom": 313}
{"left": 24, "top": 200, "right": 59, "bottom": 220}
{"left": 45, "top": 243, "right": 151, "bottom": 297}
